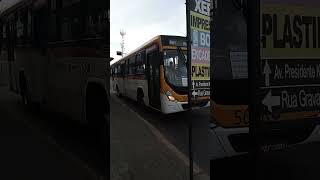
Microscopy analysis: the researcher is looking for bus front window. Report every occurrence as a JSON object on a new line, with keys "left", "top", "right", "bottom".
{"left": 163, "top": 50, "right": 188, "bottom": 87}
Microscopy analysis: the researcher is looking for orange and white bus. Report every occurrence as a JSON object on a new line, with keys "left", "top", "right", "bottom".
{"left": 0, "top": 0, "right": 109, "bottom": 135}
{"left": 111, "top": 35, "right": 210, "bottom": 114}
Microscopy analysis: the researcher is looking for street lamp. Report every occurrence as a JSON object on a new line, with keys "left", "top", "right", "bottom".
{"left": 116, "top": 51, "right": 123, "bottom": 56}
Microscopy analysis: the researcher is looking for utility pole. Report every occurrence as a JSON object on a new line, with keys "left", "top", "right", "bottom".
{"left": 120, "top": 29, "right": 126, "bottom": 57}
{"left": 186, "top": 0, "right": 193, "bottom": 179}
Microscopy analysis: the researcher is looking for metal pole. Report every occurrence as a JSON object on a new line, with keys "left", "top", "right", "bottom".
{"left": 188, "top": 117, "right": 193, "bottom": 180}
{"left": 247, "top": 0, "right": 261, "bottom": 179}
{"left": 186, "top": 0, "right": 193, "bottom": 180}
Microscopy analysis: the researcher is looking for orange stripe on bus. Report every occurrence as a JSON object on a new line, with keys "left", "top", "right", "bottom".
{"left": 211, "top": 100, "right": 320, "bottom": 128}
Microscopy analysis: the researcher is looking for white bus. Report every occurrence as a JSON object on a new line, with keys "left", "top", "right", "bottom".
{"left": 0, "top": 0, "right": 110, "bottom": 135}
{"left": 111, "top": 35, "right": 210, "bottom": 114}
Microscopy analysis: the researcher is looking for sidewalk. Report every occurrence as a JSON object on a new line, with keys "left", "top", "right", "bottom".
{"left": 0, "top": 86, "right": 99, "bottom": 180}
{"left": 110, "top": 92, "right": 209, "bottom": 180}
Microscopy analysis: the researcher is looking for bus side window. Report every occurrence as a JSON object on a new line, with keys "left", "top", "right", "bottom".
{"left": 128, "top": 58, "right": 135, "bottom": 75}
{"left": 135, "top": 53, "right": 140, "bottom": 74}
{"left": 15, "top": 10, "right": 24, "bottom": 45}
{"left": 140, "top": 51, "right": 146, "bottom": 74}
{"left": 111, "top": 67, "right": 115, "bottom": 80}
{"left": 131, "top": 57, "right": 137, "bottom": 75}
{"left": 136, "top": 52, "right": 145, "bottom": 75}
{"left": 121, "top": 62, "right": 126, "bottom": 77}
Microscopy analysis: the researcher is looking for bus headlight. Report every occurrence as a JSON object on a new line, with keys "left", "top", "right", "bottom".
{"left": 165, "top": 91, "right": 175, "bottom": 101}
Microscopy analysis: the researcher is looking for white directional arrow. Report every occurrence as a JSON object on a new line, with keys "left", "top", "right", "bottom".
{"left": 192, "top": 90, "right": 198, "bottom": 97}
{"left": 263, "top": 60, "right": 272, "bottom": 87}
{"left": 262, "top": 90, "right": 280, "bottom": 112}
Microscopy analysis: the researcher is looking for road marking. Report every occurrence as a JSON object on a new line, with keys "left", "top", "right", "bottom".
{"left": 112, "top": 94, "right": 207, "bottom": 176}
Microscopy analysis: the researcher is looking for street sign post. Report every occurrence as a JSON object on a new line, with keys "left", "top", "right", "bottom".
{"left": 247, "top": 0, "right": 261, "bottom": 179}
{"left": 186, "top": 0, "right": 211, "bottom": 180}
{"left": 188, "top": 0, "right": 211, "bottom": 103}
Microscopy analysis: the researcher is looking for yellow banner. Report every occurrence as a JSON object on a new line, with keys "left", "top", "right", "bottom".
{"left": 190, "top": 11, "right": 210, "bottom": 33}
{"left": 191, "top": 64, "right": 210, "bottom": 80}
{"left": 261, "top": 5, "right": 320, "bottom": 59}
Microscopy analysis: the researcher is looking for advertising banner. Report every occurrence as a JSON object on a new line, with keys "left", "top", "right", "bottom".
{"left": 261, "top": 0, "right": 320, "bottom": 120}
{"left": 188, "top": 0, "right": 211, "bottom": 101}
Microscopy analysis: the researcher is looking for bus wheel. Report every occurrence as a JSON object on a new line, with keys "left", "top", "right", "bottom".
{"left": 137, "top": 89, "right": 145, "bottom": 108}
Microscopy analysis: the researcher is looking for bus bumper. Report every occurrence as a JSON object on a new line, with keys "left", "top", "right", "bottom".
{"left": 210, "top": 126, "right": 248, "bottom": 158}
{"left": 210, "top": 123, "right": 320, "bottom": 158}
{"left": 160, "top": 95, "right": 210, "bottom": 114}
{"left": 160, "top": 94, "right": 188, "bottom": 114}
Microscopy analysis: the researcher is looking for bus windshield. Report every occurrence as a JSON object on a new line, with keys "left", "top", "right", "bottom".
{"left": 163, "top": 50, "right": 188, "bottom": 87}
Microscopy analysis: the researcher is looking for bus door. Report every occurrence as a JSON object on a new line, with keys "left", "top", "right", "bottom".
{"left": 146, "top": 46, "right": 161, "bottom": 110}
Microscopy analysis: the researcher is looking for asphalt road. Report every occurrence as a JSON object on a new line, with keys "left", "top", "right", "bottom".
{"left": 111, "top": 92, "right": 221, "bottom": 176}
{"left": 112, "top": 92, "right": 320, "bottom": 180}
{"left": 7, "top": 80, "right": 320, "bottom": 180}
{"left": 0, "top": 86, "right": 105, "bottom": 179}
{"left": 110, "top": 93, "right": 191, "bottom": 180}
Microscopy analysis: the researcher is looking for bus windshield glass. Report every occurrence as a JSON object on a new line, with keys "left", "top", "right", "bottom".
{"left": 163, "top": 50, "right": 188, "bottom": 87}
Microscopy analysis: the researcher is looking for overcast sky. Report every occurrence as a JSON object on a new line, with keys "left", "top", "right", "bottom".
{"left": 110, "top": 0, "right": 187, "bottom": 64}
{"left": 1, "top": 0, "right": 187, "bottom": 64}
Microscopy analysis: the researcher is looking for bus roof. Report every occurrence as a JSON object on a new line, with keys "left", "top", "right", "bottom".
{"left": 112, "top": 35, "right": 186, "bottom": 66}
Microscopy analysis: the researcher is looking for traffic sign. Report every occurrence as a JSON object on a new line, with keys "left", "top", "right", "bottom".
{"left": 187, "top": 1, "right": 212, "bottom": 180}
{"left": 259, "top": 0, "right": 320, "bottom": 119}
